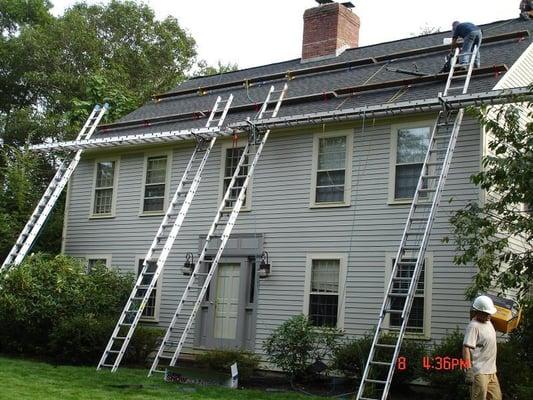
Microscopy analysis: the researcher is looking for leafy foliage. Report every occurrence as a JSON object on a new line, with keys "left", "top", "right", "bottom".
{"left": 450, "top": 97, "right": 533, "bottom": 299}
{"left": 0, "top": 254, "right": 143, "bottom": 364}
{"left": 333, "top": 333, "right": 425, "bottom": 389}
{"left": 263, "top": 314, "right": 341, "bottom": 380}
{"left": 196, "top": 349, "right": 260, "bottom": 380}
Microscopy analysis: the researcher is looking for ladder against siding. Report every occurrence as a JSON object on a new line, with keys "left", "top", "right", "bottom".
{"left": 97, "top": 95, "right": 234, "bottom": 372}
{"left": 0, "top": 104, "right": 109, "bottom": 272}
{"left": 356, "top": 46, "right": 478, "bottom": 400}
{"left": 149, "top": 83, "right": 288, "bottom": 377}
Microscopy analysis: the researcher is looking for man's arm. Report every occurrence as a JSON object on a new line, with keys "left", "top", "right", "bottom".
{"left": 462, "top": 345, "right": 472, "bottom": 368}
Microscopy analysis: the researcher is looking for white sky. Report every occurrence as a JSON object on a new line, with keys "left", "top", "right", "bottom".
{"left": 51, "top": 0, "right": 520, "bottom": 69}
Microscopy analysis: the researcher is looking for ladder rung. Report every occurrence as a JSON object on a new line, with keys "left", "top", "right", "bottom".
{"left": 107, "top": 350, "right": 120, "bottom": 354}
{"left": 422, "top": 175, "right": 439, "bottom": 179}
{"left": 375, "top": 343, "right": 396, "bottom": 348}
{"left": 392, "top": 277, "right": 412, "bottom": 281}
{"left": 389, "top": 293, "right": 408, "bottom": 298}
{"left": 402, "top": 246, "right": 419, "bottom": 251}
{"left": 359, "top": 397, "right": 379, "bottom": 400}
{"left": 418, "top": 188, "right": 436, "bottom": 193}
{"left": 113, "top": 336, "right": 127, "bottom": 340}
{"left": 101, "top": 364, "right": 114, "bottom": 368}
{"left": 410, "top": 217, "right": 427, "bottom": 222}
{"left": 370, "top": 361, "right": 392, "bottom": 366}
{"left": 365, "top": 379, "right": 387, "bottom": 385}
{"left": 381, "top": 326, "right": 401, "bottom": 332}
{"left": 151, "top": 369, "right": 166, "bottom": 374}
{"left": 385, "top": 309, "right": 403, "bottom": 314}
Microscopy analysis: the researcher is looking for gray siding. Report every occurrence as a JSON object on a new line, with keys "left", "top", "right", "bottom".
{"left": 64, "top": 113, "right": 482, "bottom": 355}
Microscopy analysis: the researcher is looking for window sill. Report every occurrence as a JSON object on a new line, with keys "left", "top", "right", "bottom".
{"left": 309, "top": 202, "right": 351, "bottom": 209}
{"left": 89, "top": 214, "right": 115, "bottom": 219}
{"left": 391, "top": 329, "right": 431, "bottom": 340}
{"left": 139, "top": 317, "right": 159, "bottom": 323}
{"left": 139, "top": 212, "right": 166, "bottom": 217}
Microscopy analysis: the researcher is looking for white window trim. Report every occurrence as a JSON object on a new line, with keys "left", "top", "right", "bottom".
{"left": 139, "top": 150, "right": 172, "bottom": 216}
{"left": 89, "top": 157, "right": 120, "bottom": 218}
{"left": 85, "top": 255, "right": 112, "bottom": 272}
{"left": 310, "top": 130, "right": 353, "bottom": 208}
{"left": 303, "top": 253, "right": 347, "bottom": 329}
{"left": 218, "top": 138, "right": 253, "bottom": 211}
{"left": 384, "top": 252, "right": 433, "bottom": 339}
{"left": 388, "top": 120, "right": 433, "bottom": 205}
{"left": 135, "top": 255, "right": 162, "bottom": 322}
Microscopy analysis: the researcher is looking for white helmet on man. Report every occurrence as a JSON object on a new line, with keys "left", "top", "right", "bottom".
{"left": 472, "top": 295, "right": 497, "bottom": 315}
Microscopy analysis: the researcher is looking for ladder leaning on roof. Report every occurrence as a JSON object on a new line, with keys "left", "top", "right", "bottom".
{"left": 97, "top": 94, "right": 234, "bottom": 372}
{"left": 148, "top": 83, "right": 288, "bottom": 377}
{"left": 0, "top": 104, "right": 109, "bottom": 273}
{"left": 356, "top": 46, "right": 478, "bottom": 400}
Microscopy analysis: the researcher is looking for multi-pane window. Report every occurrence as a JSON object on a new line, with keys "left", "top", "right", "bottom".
{"left": 93, "top": 161, "right": 116, "bottom": 215}
{"left": 138, "top": 259, "right": 158, "bottom": 319}
{"left": 223, "top": 147, "right": 248, "bottom": 207}
{"left": 143, "top": 155, "right": 167, "bottom": 212}
{"left": 309, "top": 259, "right": 340, "bottom": 327}
{"left": 315, "top": 136, "right": 347, "bottom": 203}
{"left": 394, "top": 127, "right": 430, "bottom": 199}
{"left": 87, "top": 258, "right": 107, "bottom": 273}
{"left": 389, "top": 258, "right": 425, "bottom": 333}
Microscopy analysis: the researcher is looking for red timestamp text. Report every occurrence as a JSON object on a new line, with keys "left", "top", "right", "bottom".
{"left": 394, "top": 356, "right": 470, "bottom": 371}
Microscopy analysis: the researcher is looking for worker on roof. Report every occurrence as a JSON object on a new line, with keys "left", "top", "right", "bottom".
{"left": 519, "top": 0, "right": 533, "bottom": 20}
{"left": 451, "top": 21, "right": 482, "bottom": 68}
{"left": 463, "top": 295, "right": 502, "bottom": 400}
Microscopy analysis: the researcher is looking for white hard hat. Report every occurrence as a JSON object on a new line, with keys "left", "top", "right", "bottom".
{"left": 472, "top": 295, "right": 497, "bottom": 315}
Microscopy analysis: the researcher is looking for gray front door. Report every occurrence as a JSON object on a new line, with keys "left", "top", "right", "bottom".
{"left": 197, "top": 257, "right": 257, "bottom": 349}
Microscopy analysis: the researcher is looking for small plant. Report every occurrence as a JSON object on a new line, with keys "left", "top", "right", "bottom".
{"left": 196, "top": 349, "right": 260, "bottom": 380}
{"left": 262, "top": 314, "right": 341, "bottom": 380}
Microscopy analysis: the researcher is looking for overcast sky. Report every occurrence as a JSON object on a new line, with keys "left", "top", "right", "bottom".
{"left": 51, "top": 0, "right": 520, "bottom": 69}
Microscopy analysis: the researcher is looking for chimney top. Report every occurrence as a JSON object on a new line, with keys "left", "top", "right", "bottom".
{"left": 302, "top": 1, "right": 360, "bottom": 62}
{"left": 315, "top": 0, "right": 355, "bottom": 8}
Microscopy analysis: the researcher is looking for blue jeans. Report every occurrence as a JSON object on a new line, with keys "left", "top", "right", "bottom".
{"left": 460, "top": 30, "right": 482, "bottom": 67}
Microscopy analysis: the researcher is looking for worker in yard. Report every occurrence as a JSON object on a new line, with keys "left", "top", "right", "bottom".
{"left": 451, "top": 21, "right": 482, "bottom": 68}
{"left": 463, "top": 295, "right": 502, "bottom": 400}
{"left": 519, "top": 0, "right": 533, "bottom": 20}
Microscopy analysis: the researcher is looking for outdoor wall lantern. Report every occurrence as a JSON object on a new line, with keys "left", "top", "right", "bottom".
{"left": 182, "top": 252, "right": 194, "bottom": 276}
{"left": 258, "top": 251, "right": 271, "bottom": 278}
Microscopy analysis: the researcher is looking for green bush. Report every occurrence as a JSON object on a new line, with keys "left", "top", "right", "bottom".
{"left": 425, "top": 329, "right": 469, "bottom": 400}
{"left": 0, "top": 253, "right": 134, "bottom": 364}
{"left": 333, "top": 333, "right": 425, "bottom": 389}
{"left": 125, "top": 326, "right": 164, "bottom": 366}
{"left": 263, "top": 314, "right": 341, "bottom": 380}
{"left": 498, "top": 299, "right": 533, "bottom": 399}
{"left": 196, "top": 349, "right": 260, "bottom": 380}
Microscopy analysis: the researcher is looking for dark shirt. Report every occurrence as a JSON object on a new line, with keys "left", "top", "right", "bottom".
{"left": 452, "top": 22, "right": 480, "bottom": 39}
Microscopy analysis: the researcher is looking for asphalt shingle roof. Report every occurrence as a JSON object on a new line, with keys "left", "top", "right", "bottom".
{"left": 96, "top": 18, "right": 532, "bottom": 138}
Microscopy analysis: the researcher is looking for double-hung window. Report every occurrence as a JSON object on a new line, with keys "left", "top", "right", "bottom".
{"left": 92, "top": 159, "right": 118, "bottom": 217}
{"left": 390, "top": 124, "right": 430, "bottom": 201}
{"left": 304, "top": 255, "right": 346, "bottom": 328}
{"left": 220, "top": 142, "right": 251, "bottom": 209}
{"left": 86, "top": 257, "right": 109, "bottom": 273}
{"left": 311, "top": 131, "right": 352, "bottom": 207}
{"left": 142, "top": 154, "right": 169, "bottom": 214}
{"left": 385, "top": 254, "right": 432, "bottom": 337}
{"left": 137, "top": 258, "right": 160, "bottom": 321}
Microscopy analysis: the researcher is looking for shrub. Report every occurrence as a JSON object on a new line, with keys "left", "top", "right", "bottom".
{"left": 333, "top": 333, "right": 425, "bottom": 388}
{"left": 498, "top": 299, "right": 533, "bottom": 399}
{"left": 263, "top": 314, "right": 341, "bottom": 380}
{"left": 0, "top": 253, "right": 134, "bottom": 364}
{"left": 49, "top": 315, "right": 116, "bottom": 364}
{"left": 125, "top": 326, "right": 164, "bottom": 366}
{"left": 196, "top": 349, "right": 260, "bottom": 380}
{"left": 425, "top": 329, "right": 470, "bottom": 400}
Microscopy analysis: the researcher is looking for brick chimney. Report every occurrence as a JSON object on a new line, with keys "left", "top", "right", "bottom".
{"left": 301, "top": 1, "right": 360, "bottom": 62}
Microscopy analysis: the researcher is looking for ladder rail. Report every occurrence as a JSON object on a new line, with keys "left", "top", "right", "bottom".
{"left": 1, "top": 104, "right": 108, "bottom": 271}
{"left": 98, "top": 95, "right": 233, "bottom": 372}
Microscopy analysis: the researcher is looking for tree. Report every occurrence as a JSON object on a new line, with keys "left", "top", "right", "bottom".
{"left": 0, "top": 1, "right": 199, "bottom": 259}
{"left": 194, "top": 60, "right": 239, "bottom": 77}
{"left": 449, "top": 94, "right": 533, "bottom": 300}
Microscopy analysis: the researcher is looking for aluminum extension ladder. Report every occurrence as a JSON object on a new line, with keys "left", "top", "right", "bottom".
{"left": 0, "top": 104, "right": 109, "bottom": 272}
{"left": 356, "top": 46, "right": 478, "bottom": 400}
{"left": 97, "top": 94, "right": 234, "bottom": 372}
{"left": 149, "top": 83, "right": 288, "bottom": 376}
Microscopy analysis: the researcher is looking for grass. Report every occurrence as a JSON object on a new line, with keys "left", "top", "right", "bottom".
{"left": 0, "top": 356, "right": 324, "bottom": 400}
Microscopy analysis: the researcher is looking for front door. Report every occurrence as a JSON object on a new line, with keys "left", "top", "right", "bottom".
{"left": 213, "top": 263, "right": 241, "bottom": 342}
{"left": 196, "top": 257, "right": 257, "bottom": 349}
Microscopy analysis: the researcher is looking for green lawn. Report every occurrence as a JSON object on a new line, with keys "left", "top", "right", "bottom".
{"left": 0, "top": 357, "right": 324, "bottom": 400}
